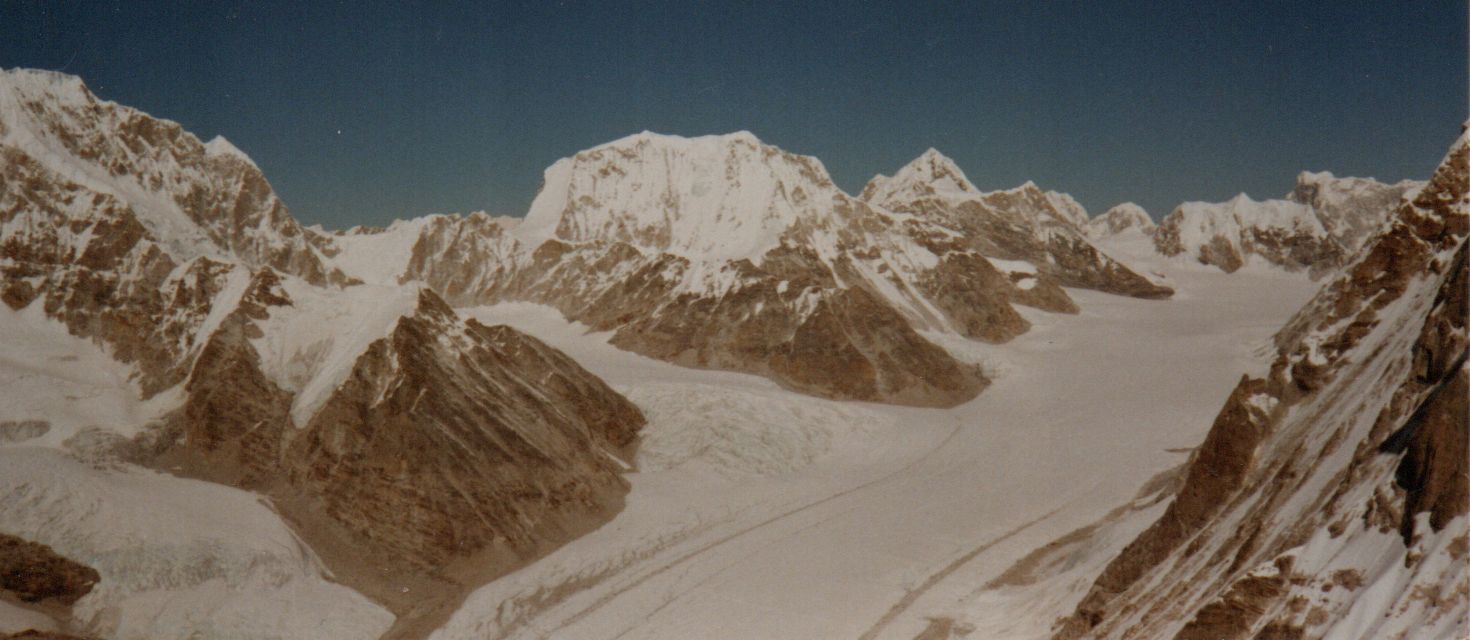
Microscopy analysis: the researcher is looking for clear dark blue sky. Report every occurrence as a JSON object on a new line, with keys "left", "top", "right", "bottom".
{"left": 2, "top": 1, "right": 1465, "bottom": 228}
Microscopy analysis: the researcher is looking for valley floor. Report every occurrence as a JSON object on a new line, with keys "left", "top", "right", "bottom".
{"left": 433, "top": 256, "right": 1320, "bottom": 640}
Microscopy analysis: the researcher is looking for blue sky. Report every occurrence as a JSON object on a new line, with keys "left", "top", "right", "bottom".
{"left": 2, "top": 1, "right": 1465, "bottom": 228}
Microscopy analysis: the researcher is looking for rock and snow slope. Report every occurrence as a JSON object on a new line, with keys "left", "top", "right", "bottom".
{"left": 0, "top": 68, "right": 647, "bottom": 638}
{"left": 1154, "top": 194, "right": 1342, "bottom": 276}
{"left": 1046, "top": 129, "right": 1469, "bottom": 640}
{"left": 1085, "top": 202, "right": 1156, "bottom": 240}
{"left": 1288, "top": 170, "right": 1426, "bottom": 254}
{"left": 861, "top": 150, "right": 1171, "bottom": 301}
{"left": 336, "top": 133, "right": 1003, "bottom": 406}
{"left": 332, "top": 136, "right": 1172, "bottom": 407}
{"left": 1154, "top": 172, "right": 1423, "bottom": 277}
{"left": 0, "top": 68, "right": 347, "bottom": 284}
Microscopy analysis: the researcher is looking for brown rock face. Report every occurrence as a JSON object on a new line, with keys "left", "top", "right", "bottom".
{"left": 1381, "top": 239, "right": 1470, "bottom": 542}
{"left": 284, "top": 289, "right": 643, "bottom": 570}
{"left": 1, "top": 70, "right": 649, "bottom": 634}
{"left": 145, "top": 273, "right": 645, "bottom": 631}
{"left": 1053, "top": 130, "right": 1468, "bottom": 640}
{"left": 1174, "top": 570, "right": 1289, "bottom": 640}
{"left": 0, "top": 533, "right": 98, "bottom": 605}
{"left": 0, "top": 69, "right": 349, "bottom": 286}
{"left": 1058, "top": 376, "right": 1273, "bottom": 637}
{"left": 0, "top": 69, "right": 352, "bottom": 395}
{"left": 1387, "top": 365, "right": 1469, "bottom": 540}
{"left": 391, "top": 206, "right": 996, "bottom": 407}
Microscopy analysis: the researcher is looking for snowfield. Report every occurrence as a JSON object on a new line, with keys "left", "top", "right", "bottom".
{"left": 435, "top": 253, "right": 1320, "bottom": 640}
{"left": 0, "top": 449, "right": 395, "bottom": 640}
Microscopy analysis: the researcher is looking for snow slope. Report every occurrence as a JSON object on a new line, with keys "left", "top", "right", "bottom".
{"left": 0, "top": 448, "right": 395, "bottom": 640}
{"left": 0, "top": 302, "right": 394, "bottom": 639}
{"left": 0, "top": 303, "right": 181, "bottom": 447}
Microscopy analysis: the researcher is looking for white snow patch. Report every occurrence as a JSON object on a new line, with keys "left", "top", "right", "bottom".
{"left": 251, "top": 277, "right": 422, "bottom": 426}
{"left": 987, "top": 258, "right": 1038, "bottom": 275}
{"left": 327, "top": 215, "right": 438, "bottom": 285}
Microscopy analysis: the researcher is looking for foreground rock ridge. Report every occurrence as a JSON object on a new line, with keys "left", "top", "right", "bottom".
{"left": 1055, "top": 129, "right": 1469, "bottom": 639}
{"left": 0, "top": 68, "right": 646, "bottom": 636}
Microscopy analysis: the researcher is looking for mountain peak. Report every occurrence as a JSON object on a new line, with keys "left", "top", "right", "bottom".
{"left": 594, "top": 129, "right": 766, "bottom": 153}
{"left": 0, "top": 67, "right": 91, "bottom": 99}
{"left": 861, "top": 147, "right": 977, "bottom": 206}
{"left": 516, "top": 131, "right": 841, "bottom": 262}
{"left": 1086, "top": 202, "right": 1156, "bottom": 238}
{"left": 204, "top": 135, "right": 258, "bottom": 169}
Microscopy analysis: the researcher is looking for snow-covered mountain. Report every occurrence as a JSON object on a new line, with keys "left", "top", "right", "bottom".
{"left": 335, "top": 134, "right": 994, "bottom": 406}
{"left": 1053, "top": 128, "right": 1468, "bottom": 639}
{"left": 1288, "top": 170, "right": 1425, "bottom": 254}
{"left": 1154, "top": 173, "right": 1422, "bottom": 277}
{"left": 0, "top": 68, "right": 646, "bottom": 637}
{"left": 860, "top": 150, "right": 1172, "bottom": 300}
{"left": 0, "top": 69, "right": 347, "bottom": 283}
{"left": 1154, "top": 194, "right": 1344, "bottom": 276}
{"left": 1085, "top": 202, "right": 1156, "bottom": 240}
{"left": 333, "top": 137, "right": 1172, "bottom": 407}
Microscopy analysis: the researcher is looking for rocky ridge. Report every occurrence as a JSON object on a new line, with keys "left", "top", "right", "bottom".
{"left": 1154, "top": 173, "right": 1423, "bottom": 277}
{"left": 1054, "top": 128, "right": 1469, "bottom": 640}
{"left": 332, "top": 136, "right": 1171, "bottom": 407}
{"left": 0, "top": 68, "right": 647, "bottom": 635}
{"left": 860, "top": 149, "right": 1172, "bottom": 300}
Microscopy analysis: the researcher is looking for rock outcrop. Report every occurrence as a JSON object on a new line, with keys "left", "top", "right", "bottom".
{"left": 0, "top": 534, "right": 97, "bottom": 606}
{"left": 147, "top": 272, "right": 646, "bottom": 632}
{"left": 1055, "top": 128, "right": 1468, "bottom": 640}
